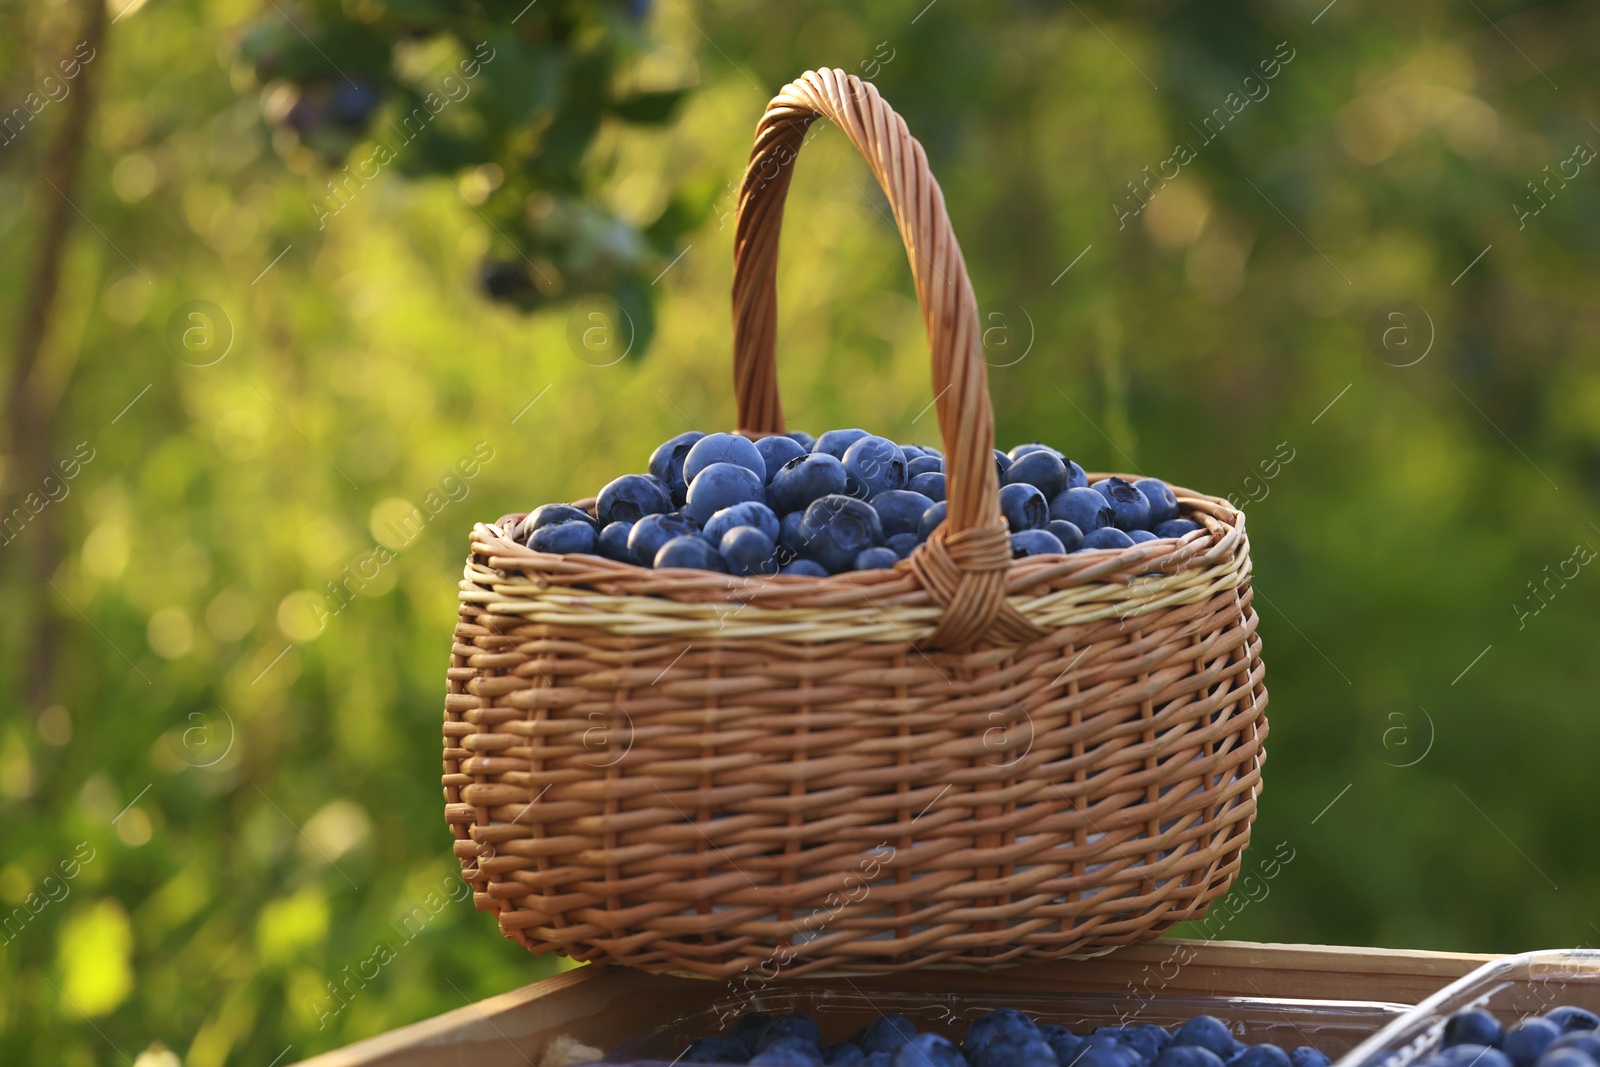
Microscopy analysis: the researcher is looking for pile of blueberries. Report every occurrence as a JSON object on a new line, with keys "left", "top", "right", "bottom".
{"left": 671, "top": 1009, "right": 1334, "bottom": 1067}
{"left": 1392, "top": 1005, "right": 1600, "bottom": 1067}
{"left": 516, "top": 429, "right": 1202, "bottom": 576}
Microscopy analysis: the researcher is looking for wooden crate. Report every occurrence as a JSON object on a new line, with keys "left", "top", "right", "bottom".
{"left": 295, "top": 941, "right": 1500, "bottom": 1067}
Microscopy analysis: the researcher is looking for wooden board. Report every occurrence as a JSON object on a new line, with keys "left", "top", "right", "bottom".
{"left": 294, "top": 941, "right": 1501, "bottom": 1067}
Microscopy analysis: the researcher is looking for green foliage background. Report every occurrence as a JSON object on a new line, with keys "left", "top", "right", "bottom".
{"left": 2, "top": 0, "right": 1599, "bottom": 1063}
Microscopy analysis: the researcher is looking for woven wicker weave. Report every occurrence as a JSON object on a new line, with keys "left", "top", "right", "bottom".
{"left": 443, "top": 68, "right": 1267, "bottom": 978}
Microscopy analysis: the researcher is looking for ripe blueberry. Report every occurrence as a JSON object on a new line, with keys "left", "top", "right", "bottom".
{"left": 1170, "top": 1016, "right": 1235, "bottom": 1059}
{"left": 704, "top": 501, "right": 780, "bottom": 546}
{"left": 757, "top": 1015, "right": 823, "bottom": 1054}
{"left": 1443, "top": 1010, "right": 1503, "bottom": 1050}
{"left": 1232, "top": 1046, "right": 1292, "bottom": 1067}
{"left": 813, "top": 428, "right": 870, "bottom": 460}
{"left": 598, "top": 521, "right": 634, "bottom": 562}
{"left": 685, "top": 463, "right": 765, "bottom": 526}
{"left": 1056, "top": 1041, "right": 1137, "bottom": 1067}
{"left": 785, "top": 430, "right": 817, "bottom": 450}
{"left": 1288, "top": 1049, "right": 1333, "bottom": 1067}
{"left": 908, "top": 472, "right": 945, "bottom": 501}
{"left": 1039, "top": 1026, "right": 1085, "bottom": 1066}
{"left": 780, "top": 559, "right": 829, "bottom": 577}
{"left": 827, "top": 1043, "right": 866, "bottom": 1067}
{"left": 965, "top": 1009, "right": 1040, "bottom": 1054}
{"left": 993, "top": 450, "right": 1013, "bottom": 479}
{"left": 720, "top": 526, "right": 778, "bottom": 576}
{"left": 857, "top": 1015, "right": 918, "bottom": 1055}
{"left": 1545, "top": 1008, "right": 1600, "bottom": 1034}
{"left": 1094, "top": 476, "right": 1152, "bottom": 531}
{"left": 776, "top": 510, "right": 806, "bottom": 566}
{"left": 917, "top": 500, "right": 947, "bottom": 541}
{"left": 1129, "top": 530, "right": 1158, "bottom": 543}
{"left": 1002, "top": 450, "right": 1072, "bottom": 500}
{"left": 1008, "top": 442, "right": 1061, "bottom": 461}
{"left": 1136, "top": 478, "right": 1180, "bottom": 525}
{"left": 628, "top": 513, "right": 698, "bottom": 567}
{"left": 873, "top": 490, "right": 936, "bottom": 538}
{"left": 686, "top": 1037, "right": 751, "bottom": 1064}
{"left": 1154, "top": 1049, "right": 1226, "bottom": 1067}
{"left": 768, "top": 453, "right": 849, "bottom": 515}
{"left": 886, "top": 532, "right": 920, "bottom": 559}
{"left": 1011, "top": 529, "right": 1065, "bottom": 557}
{"left": 521, "top": 503, "right": 598, "bottom": 542}
{"left": 892, "top": 1033, "right": 964, "bottom": 1067}
{"left": 750, "top": 1040, "right": 824, "bottom": 1067}
{"left": 1154, "top": 518, "right": 1202, "bottom": 539}
{"left": 1049, "top": 487, "right": 1113, "bottom": 532}
{"left": 907, "top": 455, "right": 944, "bottom": 477}
{"left": 999, "top": 482, "right": 1048, "bottom": 531}
{"left": 731, "top": 1014, "right": 775, "bottom": 1053}
{"left": 685, "top": 433, "right": 765, "bottom": 483}
{"left": 1045, "top": 520, "right": 1083, "bottom": 552}
{"left": 853, "top": 547, "right": 899, "bottom": 571}
{"left": 649, "top": 431, "right": 705, "bottom": 506}
{"left": 655, "top": 535, "right": 727, "bottom": 571}
{"left": 798, "top": 494, "right": 883, "bottom": 574}
{"left": 528, "top": 520, "right": 597, "bottom": 555}
{"left": 1504, "top": 1020, "right": 1560, "bottom": 1066}
{"left": 755, "top": 435, "right": 808, "bottom": 482}
{"left": 597, "top": 473, "right": 672, "bottom": 526}
{"left": 842, "top": 435, "right": 908, "bottom": 499}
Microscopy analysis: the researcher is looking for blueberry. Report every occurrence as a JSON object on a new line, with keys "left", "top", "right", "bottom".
{"left": 1287, "top": 1049, "right": 1332, "bottom": 1067}
{"left": 597, "top": 473, "right": 673, "bottom": 526}
{"left": 1155, "top": 1049, "right": 1227, "bottom": 1067}
{"left": 966, "top": 1009, "right": 1040, "bottom": 1054}
{"left": 993, "top": 450, "right": 1013, "bottom": 478}
{"left": 685, "top": 463, "right": 766, "bottom": 526}
{"left": 813, "top": 428, "right": 871, "bottom": 460}
{"left": 907, "top": 455, "right": 944, "bottom": 477}
{"left": 1538, "top": 1051, "right": 1598, "bottom": 1067}
{"left": 521, "top": 503, "right": 598, "bottom": 541}
{"left": 685, "top": 433, "right": 766, "bottom": 483}
{"left": 732, "top": 1014, "right": 776, "bottom": 1053}
{"left": 1045, "top": 520, "right": 1083, "bottom": 552}
{"left": 1011, "top": 529, "right": 1065, "bottom": 557}
{"left": 655, "top": 535, "right": 727, "bottom": 571}
{"left": 1008, "top": 442, "right": 1061, "bottom": 461}
{"left": 827, "top": 1044, "right": 867, "bottom": 1067}
{"left": 873, "top": 490, "right": 937, "bottom": 538}
{"left": 1547, "top": 1010, "right": 1600, "bottom": 1035}
{"left": 649, "top": 431, "right": 706, "bottom": 506}
{"left": 909, "top": 472, "right": 946, "bottom": 502}
{"left": 528, "top": 519, "right": 598, "bottom": 555}
{"left": 755, "top": 435, "right": 809, "bottom": 482}
{"left": 1038, "top": 1025, "right": 1085, "bottom": 1065}
{"left": 1066, "top": 1042, "right": 1143, "bottom": 1067}
{"left": 1170, "top": 1017, "right": 1236, "bottom": 1060}
{"left": 886, "top": 532, "right": 920, "bottom": 559}
{"left": 893, "top": 1034, "right": 965, "bottom": 1067}
{"left": 1062, "top": 458, "right": 1089, "bottom": 490}
{"left": 1002, "top": 450, "right": 1072, "bottom": 500}
{"left": 784, "top": 429, "right": 817, "bottom": 449}
{"left": 1154, "top": 519, "right": 1202, "bottom": 539}
{"left": 777, "top": 510, "right": 807, "bottom": 563}
{"left": 917, "top": 501, "right": 948, "bottom": 541}
{"left": 1549, "top": 1035, "right": 1600, "bottom": 1059}
{"left": 686, "top": 1036, "right": 752, "bottom": 1064}
{"left": 752, "top": 1040, "right": 825, "bottom": 1067}
{"left": 1049, "top": 487, "right": 1113, "bottom": 532}
{"left": 1436, "top": 1048, "right": 1510, "bottom": 1067}
{"left": 1124, "top": 1025, "right": 1173, "bottom": 1060}
{"left": 1094, "top": 476, "right": 1152, "bottom": 531}
{"left": 628, "top": 513, "right": 698, "bottom": 566}
{"left": 843, "top": 435, "right": 908, "bottom": 499}
{"left": 853, "top": 547, "right": 900, "bottom": 571}
{"left": 1445, "top": 1010, "right": 1504, "bottom": 1050}
{"left": 975, "top": 1037, "right": 1057, "bottom": 1067}
{"left": 769, "top": 453, "right": 850, "bottom": 515}
{"left": 999, "top": 483, "right": 1048, "bottom": 532}
{"left": 1081, "top": 527, "right": 1135, "bottom": 550}
{"left": 858, "top": 1015, "right": 919, "bottom": 1055}
{"left": 757, "top": 1015, "right": 824, "bottom": 1054}
{"left": 1135, "top": 478, "right": 1179, "bottom": 526}
{"left": 865, "top": 1057, "right": 893, "bottom": 1067}
{"left": 780, "top": 559, "right": 829, "bottom": 577}
{"left": 798, "top": 495, "right": 883, "bottom": 574}
{"left": 1505, "top": 1021, "right": 1561, "bottom": 1066}
{"left": 598, "top": 521, "right": 634, "bottom": 562}
{"left": 1129, "top": 530, "right": 1158, "bottom": 543}
{"left": 899, "top": 444, "right": 926, "bottom": 461}
{"left": 722, "top": 526, "right": 778, "bottom": 576}
{"left": 1232, "top": 1047, "right": 1292, "bottom": 1067}
{"left": 705, "top": 501, "right": 780, "bottom": 546}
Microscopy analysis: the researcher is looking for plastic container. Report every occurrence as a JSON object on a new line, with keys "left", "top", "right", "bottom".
{"left": 605, "top": 988, "right": 1413, "bottom": 1066}
{"left": 1340, "top": 950, "right": 1600, "bottom": 1067}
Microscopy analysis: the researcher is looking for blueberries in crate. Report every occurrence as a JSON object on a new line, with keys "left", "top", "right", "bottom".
{"left": 1443, "top": 1009, "right": 1504, "bottom": 1049}
{"left": 514, "top": 428, "right": 1214, "bottom": 573}
{"left": 1545, "top": 1008, "right": 1600, "bottom": 1034}
{"left": 1170, "top": 1016, "right": 1238, "bottom": 1060}
{"left": 1504, "top": 1020, "right": 1561, "bottom": 1066}
{"left": 857, "top": 1015, "right": 919, "bottom": 1055}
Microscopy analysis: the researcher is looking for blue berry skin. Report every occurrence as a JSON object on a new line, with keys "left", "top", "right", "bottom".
{"left": 857, "top": 1015, "right": 919, "bottom": 1055}
{"left": 780, "top": 559, "right": 830, "bottom": 577}
{"left": 1011, "top": 529, "right": 1065, "bottom": 557}
{"left": 521, "top": 503, "right": 598, "bottom": 541}
{"left": 1094, "top": 476, "right": 1153, "bottom": 531}
{"left": 1504, "top": 1020, "right": 1560, "bottom": 1066}
{"left": 813, "top": 428, "right": 871, "bottom": 460}
{"left": 721, "top": 526, "right": 778, "bottom": 576}
{"left": 598, "top": 521, "right": 634, "bottom": 562}
{"left": 1129, "top": 529, "right": 1158, "bottom": 543}
{"left": 853, "top": 547, "right": 900, "bottom": 571}
{"left": 917, "top": 500, "right": 948, "bottom": 541}
{"left": 686, "top": 1036, "right": 752, "bottom": 1064}
{"left": 655, "top": 535, "right": 727, "bottom": 571}
{"left": 628, "top": 513, "right": 699, "bottom": 566}
{"left": 799, "top": 495, "right": 884, "bottom": 574}
{"left": 785, "top": 430, "right": 817, "bottom": 450}
{"left": 1232, "top": 1046, "right": 1291, "bottom": 1067}
{"left": 731, "top": 1014, "right": 775, "bottom": 1053}
{"left": 776, "top": 510, "right": 807, "bottom": 565}
{"left": 873, "top": 490, "right": 937, "bottom": 538}
{"left": 993, "top": 450, "right": 1013, "bottom": 478}
{"left": 685, "top": 463, "right": 766, "bottom": 526}
{"left": 1288, "top": 1048, "right": 1333, "bottom": 1067}
{"left": 1155, "top": 1048, "right": 1226, "bottom": 1067}
{"left": 999, "top": 483, "right": 1049, "bottom": 532}
{"left": 899, "top": 444, "right": 926, "bottom": 461}
{"left": 597, "top": 473, "right": 673, "bottom": 526}
{"left": 886, "top": 532, "right": 920, "bottom": 559}
{"left": 1059, "top": 1041, "right": 1140, "bottom": 1067}
{"left": 529, "top": 520, "right": 598, "bottom": 555}
{"left": 1549, "top": 1035, "right": 1600, "bottom": 1058}
{"left": 827, "top": 1043, "right": 867, "bottom": 1066}
{"left": 1038, "top": 1025, "right": 1084, "bottom": 1066}
{"left": 1049, "top": 487, "right": 1113, "bottom": 532}
{"left": 1171, "top": 1017, "right": 1236, "bottom": 1060}
{"left": 1002, "top": 450, "right": 1072, "bottom": 500}
{"left": 769, "top": 453, "right": 850, "bottom": 515}
{"left": 704, "top": 501, "right": 780, "bottom": 546}
{"left": 1538, "top": 1051, "right": 1597, "bottom": 1067}
{"left": 1008, "top": 442, "right": 1061, "bottom": 461}
{"left": 1124, "top": 1025, "right": 1173, "bottom": 1059}
{"left": 755, "top": 435, "right": 809, "bottom": 482}
{"left": 864, "top": 1056, "right": 893, "bottom": 1067}
{"left": 1435, "top": 1048, "right": 1510, "bottom": 1067}
{"left": 1136, "top": 478, "right": 1180, "bottom": 526}
{"left": 1444, "top": 1010, "right": 1505, "bottom": 1050}
{"left": 649, "top": 431, "right": 706, "bottom": 506}
{"left": 685, "top": 433, "right": 766, "bottom": 484}
{"left": 966, "top": 1009, "right": 1040, "bottom": 1055}
{"left": 757, "top": 1015, "right": 824, "bottom": 1054}
{"left": 909, "top": 472, "right": 946, "bottom": 502}
{"left": 1546, "top": 1008, "right": 1600, "bottom": 1034}
{"left": 1155, "top": 518, "right": 1202, "bottom": 539}
{"left": 843, "top": 435, "right": 909, "bottom": 499}
{"left": 751, "top": 1040, "right": 825, "bottom": 1067}
{"left": 1063, "top": 458, "right": 1089, "bottom": 490}
{"left": 907, "top": 455, "right": 944, "bottom": 477}
{"left": 893, "top": 1034, "right": 965, "bottom": 1067}
{"left": 1045, "top": 520, "right": 1083, "bottom": 552}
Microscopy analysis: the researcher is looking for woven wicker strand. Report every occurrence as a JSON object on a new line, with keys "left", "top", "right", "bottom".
{"left": 442, "top": 69, "right": 1268, "bottom": 979}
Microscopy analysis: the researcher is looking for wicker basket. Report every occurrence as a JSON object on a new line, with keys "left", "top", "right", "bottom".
{"left": 443, "top": 68, "right": 1267, "bottom": 979}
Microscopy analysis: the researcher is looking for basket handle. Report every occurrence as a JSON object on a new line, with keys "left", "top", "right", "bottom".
{"left": 731, "top": 68, "right": 1042, "bottom": 651}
